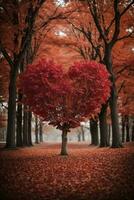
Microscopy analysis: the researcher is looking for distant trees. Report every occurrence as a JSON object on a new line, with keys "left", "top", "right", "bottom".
{"left": 19, "top": 59, "right": 110, "bottom": 155}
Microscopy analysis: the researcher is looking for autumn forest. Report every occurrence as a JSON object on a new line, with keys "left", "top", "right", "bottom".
{"left": 0, "top": 0, "right": 134, "bottom": 200}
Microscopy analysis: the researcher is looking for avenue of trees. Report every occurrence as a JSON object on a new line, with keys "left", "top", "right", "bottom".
{"left": 0, "top": 0, "right": 134, "bottom": 154}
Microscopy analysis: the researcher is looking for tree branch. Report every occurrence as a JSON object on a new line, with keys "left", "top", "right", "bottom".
{"left": 117, "top": 80, "right": 125, "bottom": 94}
{"left": 117, "top": 31, "right": 134, "bottom": 41}
{"left": 116, "top": 64, "right": 130, "bottom": 75}
{"left": 0, "top": 41, "right": 14, "bottom": 68}
{"left": 110, "top": 0, "right": 121, "bottom": 44}
{"left": 87, "top": 0, "right": 107, "bottom": 43}
{"left": 120, "top": 1, "right": 134, "bottom": 17}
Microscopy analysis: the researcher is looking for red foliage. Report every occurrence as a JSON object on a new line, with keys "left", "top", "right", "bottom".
{"left": 68, "top": 61, "right": 111, "bottom": 116}
{"left": 19, "top": 59, "right": 110, "bottom": 130}
{"left": 0, "top": 143, "right": 134, "bottom": 200}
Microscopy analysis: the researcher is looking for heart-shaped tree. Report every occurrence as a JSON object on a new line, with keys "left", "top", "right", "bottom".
{"left": 19, "top": 59, "right": 110, "bottom": 155}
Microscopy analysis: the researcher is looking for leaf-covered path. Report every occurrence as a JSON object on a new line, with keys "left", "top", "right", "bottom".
{"left": 0, "top": 143, "right": 134, "bottom": 200}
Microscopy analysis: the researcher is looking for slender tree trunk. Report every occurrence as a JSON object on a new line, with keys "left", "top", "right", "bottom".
{"left": 23, "top": 105, "right": 29, "bottom": 146}
{"left": 6, "top": 69, "right": 17, "bottom": 148}
{"left": 35, "top": 116, "right": 39, "bottom": 144}
{"left": 132, "top": 121, "right": 134, "bottom": 141}
{"left": 104, "top": 45, "right": 122, "bottom": 148}
{"left": 16, "top": 92, "right": 23, "bottom": 147}
{"left": 77, "top": 132, "right": 81, "bottom": 142}
{"left": 99, "top": 104, "right": 108, "bottom": 147}
{"left": 122, "top": 116, "right": 125, "bottom": 143}
{"left": 126, "top": 116, "right": 130, "bottom": 142}
{"left": 90, "top": 119, "right": 99, "bottom": 145}
{"left": 107, "top": 124, "right": 111, "bottom": 146}
{"left": 27, "top": 111, "right": 33, "bottom": 146}
{"left": 110, "top": 85, "right": 122, "bottom": 147}
{"left": 81, "top": 125, "right": 85, "bottom": 141}
{"left": 60, "top": 129, "right": 68, "bottom": 155}
{"left": 39, "top": 121, "right": 43, "bottom": 142}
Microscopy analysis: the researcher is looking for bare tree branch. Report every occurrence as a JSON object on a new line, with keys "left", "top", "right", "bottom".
{"left": 116, "top": 64, "right": 130, "bottom": 75}
{"left": 117, "top": 31, "right": 134, "bottom": 41}
{"left": 120, "top": 1, "right": 134, "bottom": 17}
{"left": 0, "top": 41, "right": 14, "bottom": 68}
{"left": 87, "top": 0, "right": 107, "bottom": 43}
{"left": 117, "top": 80, "right": 125, "bottom": 94}
{"left": 110, "top": 0, "right": 121, "bottom": 44}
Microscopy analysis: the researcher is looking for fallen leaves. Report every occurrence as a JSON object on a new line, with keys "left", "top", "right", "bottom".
{"left": 0, "top": 143, "right": 134, "bottom": 200}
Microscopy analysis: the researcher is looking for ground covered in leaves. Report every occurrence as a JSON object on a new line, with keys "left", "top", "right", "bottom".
{"left": 0, "top": 142, "right": 134, "bottom": 200}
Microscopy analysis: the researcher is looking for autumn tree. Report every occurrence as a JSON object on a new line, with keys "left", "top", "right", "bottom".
{"left": 19, "top": 59, "right": 110, "bottom": 155}
{"left": 87, "top": 0, "right": 134, "bottom": 147}
{"left": 0, "top": 0, "right": 47, "bottom": 148}
{"left": 66, "top": 0, "right": 134, "bottom": 147}
{"left": 117, "top": 58, "right": 134, "bottom": 142}
{"left": 0, "top": 0, "right": 74, "bottom": 148}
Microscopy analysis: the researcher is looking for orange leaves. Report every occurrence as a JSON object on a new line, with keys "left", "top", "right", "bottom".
{"left": 0, "top": 143, "right": 134, "bottom": 200}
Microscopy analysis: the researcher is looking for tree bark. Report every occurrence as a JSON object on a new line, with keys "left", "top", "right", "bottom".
{"left": 35, "top": 116, "right": 39, "bottom": 144}
{"left": 60, "top": 129, "right": 68, "bottom": 155}
{"left": 77, "top": 132, "right": 81, "bottom": 142}
{"left": 132, "top": 120, "right": 134, "bottom": 141}
{"left": 99, "top": 104, "right": 109, "bottom": 147}
{"left": 107, "top": 124, "right": 111, "bottom": 146}
{"left": 39, "top": 121, "right": 43, "bottom": 142}
{"left": 90, "top": 119, "right": 99, "bottom": 145}
{"left": 23, "top": 105, "right": 29, "bottom": 146}
{"left": 27, "top": 111, "right": 33, "bottom": 146}
{"left": 104, "top": 45, "right": 122, "bottom": 147}
{"left": 81, "top": 125, "right": 85, "bottom": 141}
{"left": 122, "top": 116, "right": 125, "bottom": 143}
{"left": 110, "top": 84, "right": 122, "bottom": 147}
{"left": 126, "top": 116, "right": 130, "bottom": 142}
{"left": 5, "top": 69, "right": 17, "bottom": 148}
{"left": 16, "top": 91, "right": 23, "bottom": 147}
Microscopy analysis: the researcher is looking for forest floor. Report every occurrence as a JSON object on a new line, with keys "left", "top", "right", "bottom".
{"left": 0, "top": 142, "right": 134, "bottom": 200}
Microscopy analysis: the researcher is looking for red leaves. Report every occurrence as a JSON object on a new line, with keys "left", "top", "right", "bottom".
{"left": 0, "top": 143, "right": 134, "bottom": 200}
{"left": 19, "top": 59, "right": 110, "bottom": 130}
{"left": 68, "top": 61, "right": 111, "bottom": 113}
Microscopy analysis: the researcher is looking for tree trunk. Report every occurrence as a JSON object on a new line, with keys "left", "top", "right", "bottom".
{"left": 107, "top": 124, "right": 111, "bottom": 146}
{"left": 6, "top": 69, "right": 17, "bottom": 148}
{"left": 39, "top": 121, "right": 43, "bottom": 142}
{"left": 110, "top": 84, "right": 122, "bottom": 147}
{"left": 99, "top": 104, "right": 109, "bottom": 147}
{"left": 60, "top": 129, "right": 68, "bottom": 155}
{"left": 81, "top": 125, "right": 85, "bottom": 141}
{"left": 35, "top": 116, "right": 39, "bottom": 144}
{"left": 126, "top": 116, "right": 130, "bottom": 142}
{"left": 122, "top": 116, "right": 125, "bottom": 143}
{"left": 16, "top": 92, "right": 23, "bottom": 147}
{"left": 90, "top": 119, "right": 99, "bottom": 145}
{"left": 23, "top": 105, "right": 29, "bottom": 146}
{"left": 77, "top": 132, "right": 81, "bottom": 142}
{"left": 27, "top": 111, "right": 33, "bottom": 146}
{"left": 104, "top": 45, "right": 122, "bottom": 148}
{"left": 132, "top": 120, "right": 134, "bottom": 141}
